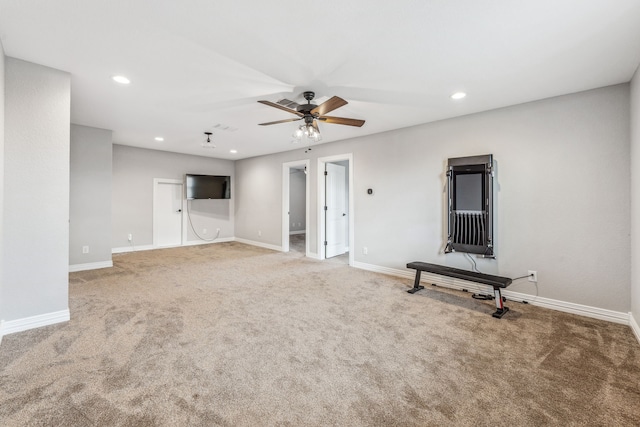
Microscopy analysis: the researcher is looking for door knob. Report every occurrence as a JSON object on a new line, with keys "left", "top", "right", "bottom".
{"left": 176, "top": 209, "right": 182, "bottom": 213}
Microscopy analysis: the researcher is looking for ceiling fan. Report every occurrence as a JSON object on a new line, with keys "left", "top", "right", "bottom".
{"left": 257, "top": 91, "right": 365, "bottom": 139}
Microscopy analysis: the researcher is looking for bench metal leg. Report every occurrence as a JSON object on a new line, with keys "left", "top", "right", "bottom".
{"left": 407, "top": 270, "right": 425, "bottom": 294}
{"left": 492, "top": 287, "right": 509, "bottom": 318}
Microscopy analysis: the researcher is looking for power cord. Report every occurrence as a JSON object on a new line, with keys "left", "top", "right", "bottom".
{"left": 509, "top": 272, "right": 539, "bottom": 304}
{"left": 464, "top": 252, "right": 480, "bottom": 273}
{"left": 186, "top": 200, "right": 220, "bottom": 242}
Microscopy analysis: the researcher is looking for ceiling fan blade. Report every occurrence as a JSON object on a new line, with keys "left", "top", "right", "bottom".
{"left": 317, "top": 116, "right": 365, "bottom": 127}
{"left": 258, "top": 100, "right": 304, "bottom": 117}
{"left": 310, "top": 96, "right": 348, "bottom": 116}
{"left": 258, "top": 118, "right": 302, "bottom": 126}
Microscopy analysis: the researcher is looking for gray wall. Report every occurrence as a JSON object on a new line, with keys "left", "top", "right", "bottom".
{"left": 2, "top": 58, "right": 70, "bottom": 322}
{"left": 112, "top": 145, "right": 234, "bottom": 248}
{"left": 235, "top": 85, "right": 630, "bottom": 313}
{"left": 289, "top": 170, "right": 306, "bottom": 233}
{"left": 0, "top": 42, "right": 5, "bottom": 332}
{"left": 631, "top": 67, "right": 640, "bottom": 324}
{"left": 70, "top": 124, "right": 112, "bottom": 266}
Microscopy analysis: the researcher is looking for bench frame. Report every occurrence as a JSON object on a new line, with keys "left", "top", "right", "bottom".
{"left": 406, "top": 261, "right": 512, "bottom": 318}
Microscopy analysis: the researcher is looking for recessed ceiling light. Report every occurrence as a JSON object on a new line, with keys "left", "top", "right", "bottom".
{"left": 112, "top": 75, "right": 131, "bottom": 85}
{"left": 230, "top": 149, "right": 238, "bottom": 154}
{"left": 451, "top": 92, "right": 466, "bottom": 100}
{"left": 154, "top": 137, "right": 164, "bottom": 142}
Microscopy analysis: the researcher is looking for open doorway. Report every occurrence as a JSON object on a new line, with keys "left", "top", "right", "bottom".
{"left": 282, "top": 160, "right": 310, "bottom": 255}
{"left": 318, "top": 154, "right": 353, "bottom": 265}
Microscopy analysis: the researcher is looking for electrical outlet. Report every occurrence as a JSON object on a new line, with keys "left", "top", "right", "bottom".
{"left": 82, "top": 246, "right": 89, "bottom": 254}
{"left": 528, "top": 270, "right": 538, "bottom": 282}
{"left": 258, "top": 230, "right": 262, "bottom": 237}
{"left": 363, "top": 246, "right": 368, "bottom": 255}
{"left": 128, "top": 234, "right": 132, "bottom": 242}
{"left": 203, "top": 228, "right": 207, "bottom": 234}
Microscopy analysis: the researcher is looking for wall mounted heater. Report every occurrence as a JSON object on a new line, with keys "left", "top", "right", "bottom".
{"left": 445, "top": 154, "right": 495, "bottom": 257}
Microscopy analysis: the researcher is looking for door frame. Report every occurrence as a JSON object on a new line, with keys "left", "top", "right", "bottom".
{"left": 153, "top": 178, "right": 185, "bottom": 247}
{"left": 317, "top": 154, "right": 354, "bottom": 266}
{"left": 282, "top": 159, "right": 310, "bottom": 255}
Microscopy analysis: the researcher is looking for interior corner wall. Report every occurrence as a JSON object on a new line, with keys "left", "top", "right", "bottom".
{"left": 112, "top": 144, "right": 234, "bottom": 249}
{"left": 631, "top": 66, "right": 640, "bottom": 324}
{"left": 70, "top": 124, "right": 112, "bottom": 267}
{"left": 235, "top": 84, "right": 630, "bottom": 313}
{"left": 0, "top": 41, "right": 6, "bottom": 336}
{"left": 3, "top": 58, "right": 70, "bottom": 322}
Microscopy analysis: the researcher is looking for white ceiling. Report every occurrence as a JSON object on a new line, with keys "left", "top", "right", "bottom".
{"left": 1, "top": 1, "right": 640, "bottom": 160}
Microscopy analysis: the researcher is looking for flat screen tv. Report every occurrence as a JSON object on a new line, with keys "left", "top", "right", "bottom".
{"left": 185, "top": 174, "right": 231, "bottom": 200}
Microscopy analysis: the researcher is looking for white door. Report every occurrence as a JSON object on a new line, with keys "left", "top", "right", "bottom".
{"left": 325, "top": 163, "right": 347, "bottom": 258}
{"left": 155, "top": 181, "right": 183, "bottom": 247}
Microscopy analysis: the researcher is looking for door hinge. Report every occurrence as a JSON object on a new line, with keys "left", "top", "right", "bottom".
{"left": 324, "top": 241, "right": 327, "bottom": 246}
{"left": 324, "top": 206, "right": 328, "bottom": 211}
{"left": 324, "top": 171, "right": 328, "bottom": 176}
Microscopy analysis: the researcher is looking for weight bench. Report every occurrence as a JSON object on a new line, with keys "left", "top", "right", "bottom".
{"left": 406, "top": 261, "right": 512, "bottom": 318}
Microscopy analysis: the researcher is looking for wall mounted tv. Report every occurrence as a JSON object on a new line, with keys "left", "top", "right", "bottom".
{"left": 185, "top": 174, "right": 231, "bottom": 200}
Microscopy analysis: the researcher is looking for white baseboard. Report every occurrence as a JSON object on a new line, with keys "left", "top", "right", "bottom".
{"left": 1, "top": 309, "right": 70, "bottom": 337}
{"left": 630, "top": 313, "right": 640, "bottom": 344}
{"left": 182, "top": 237, "right": 234, "bottom": 246}
{"left": 289, "top": 230, "right": 306, "bottom": 235}
{"left": 69, "top": 260, "right": 113, "bottom": 272}
{"left": 113, "top": 238, "right": 235, "bottom": 254}
{"left": 112, "top": 244, "right": 155, "bottom": 254}
{"left": 352, "top": 261, "right": 629, "bottom": 325}
{"left": 233, "top": 237, "right": 283, "bottom": 252}
{"left": 306, "top": 252, "right": 322, "bottom": 260}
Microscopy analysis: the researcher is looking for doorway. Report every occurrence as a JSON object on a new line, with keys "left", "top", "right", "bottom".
{"left": 318, "top": 154, "right": 353, "bottom": 265}
{"left": 153, "top": 178, "right": 184, "bottom": 247}
{"left": 282, "top": 160, "right": 310, "bottom": 255}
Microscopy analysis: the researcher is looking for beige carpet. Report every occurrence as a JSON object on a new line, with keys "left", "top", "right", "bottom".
{"left": 1, "top": 242, "right": 639, "bottom": 426}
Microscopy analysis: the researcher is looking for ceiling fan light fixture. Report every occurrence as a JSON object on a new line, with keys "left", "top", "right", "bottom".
{"left": 294, "top": 123, "right": 321, "bottom": 142}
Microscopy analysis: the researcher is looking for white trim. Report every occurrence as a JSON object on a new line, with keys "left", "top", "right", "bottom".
{"left": 153, "top": 178, "right": 184, "bottom": 248}
{"left": 182, "top": 237, "right": 234, "bottom": 246}
{"left": 282, "top": 160, "right": 310, "bottom": 257}
{"left": 1, "top": 309, "right": 70, "bottom": 336}
{"left": 0, "top": 320, "right": 4, "bottom": 345}
{"left": 289, "top": 230, "right": 306, "bottom": 235}
{"left": 630, "top": 313, "right": 640, "bottom": 344}
{"left": 317, "top": 154, "right": 354, "bottom": 266}
{"left": 112, "top": 244, "right": 155, "bottom": 254}
{"left": 69, "top": 260, "right": 113, "bottom": 272}
{"left": 113, "top": 238, "right": 234, "bottom": 254}
{"left": 352, "top": 261, "right": 629, "bottom": 325}
{"left": 234, "top": 237, "right": 283, "bottom": 252}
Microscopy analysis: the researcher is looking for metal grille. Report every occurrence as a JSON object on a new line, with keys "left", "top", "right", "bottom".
{"left": 452, "top": 210, "right": 485, "bottom": 246}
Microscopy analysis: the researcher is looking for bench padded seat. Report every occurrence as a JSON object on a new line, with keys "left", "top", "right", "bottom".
{"left": 406, "top": 262, "right": 512, "bottom": 288}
